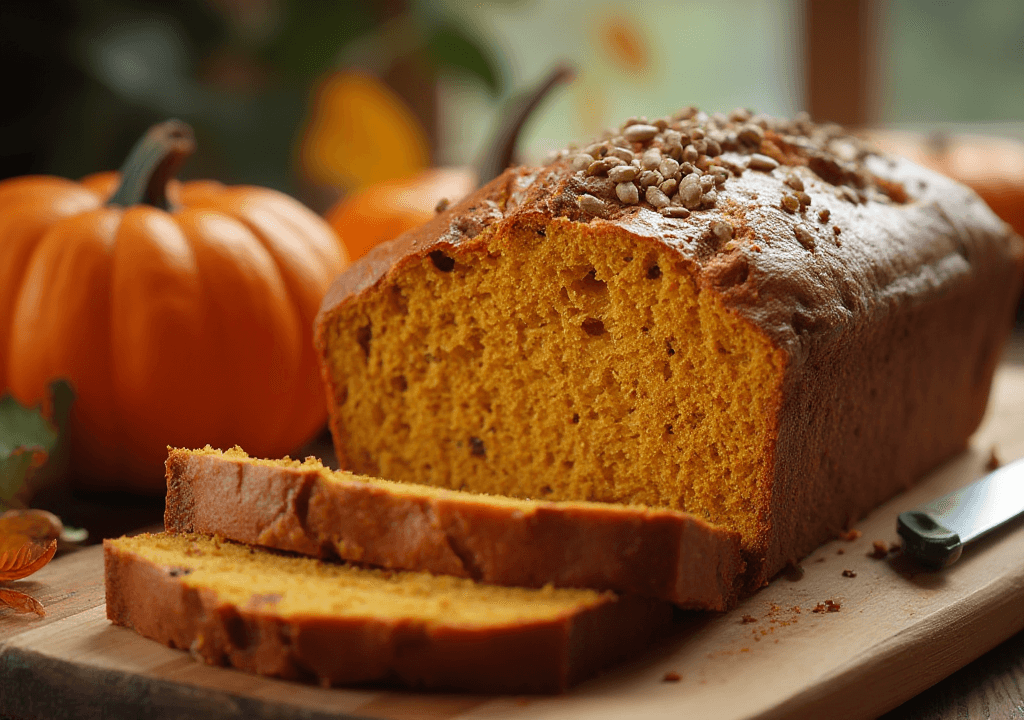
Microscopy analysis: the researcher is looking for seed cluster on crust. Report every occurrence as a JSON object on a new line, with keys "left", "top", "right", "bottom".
{"left": 561, "top": 107, "right": 904, "bottom": 232}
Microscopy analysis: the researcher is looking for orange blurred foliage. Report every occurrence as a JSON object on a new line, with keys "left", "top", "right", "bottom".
{"left": 597, "top": 15, "right": 651, "bottom": 75}
{"left": 300, "top": 71, "right": 431, "bottom": 191}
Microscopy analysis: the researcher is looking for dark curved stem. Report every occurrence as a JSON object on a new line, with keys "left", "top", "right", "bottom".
{"left": 476, "top": 64, "right": 575, "bottom": 185}
{"left": 107, "top": 120, "right": 196, "bottom": 211}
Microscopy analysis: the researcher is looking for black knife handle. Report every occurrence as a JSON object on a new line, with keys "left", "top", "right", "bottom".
{"left": 897, "top": 511, "right": 963, "bottom": 569}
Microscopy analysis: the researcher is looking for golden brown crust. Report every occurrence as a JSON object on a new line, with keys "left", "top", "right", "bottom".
{"left": 164, "top": 448, "right": 744, "bottom": 610}
{"left": 315, "top": 111, "right": 1024, "bottom": 590}
{"left": 104, "top": 534, "right": 674, "bottom": 693}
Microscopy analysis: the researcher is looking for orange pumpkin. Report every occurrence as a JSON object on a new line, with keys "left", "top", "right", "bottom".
{"left": 326, "top": 66, "right": 573, "bottom": 261}
{"left": 867, "top": 129, "right": 1024, "bottom": 237}
{"left": 325, "top": 167, "right": 476, "bottom": 261}
{"left": 0, "top": 120, "right": 349, "bottom": 492}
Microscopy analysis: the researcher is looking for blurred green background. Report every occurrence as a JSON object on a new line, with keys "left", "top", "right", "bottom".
{"left": 2, "top": 0, "right": 1023, "bottom": 211}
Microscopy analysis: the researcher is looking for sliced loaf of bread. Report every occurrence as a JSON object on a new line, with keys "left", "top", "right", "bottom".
{"left": 314, "top": 110, "right": 1024, "bottom": 589}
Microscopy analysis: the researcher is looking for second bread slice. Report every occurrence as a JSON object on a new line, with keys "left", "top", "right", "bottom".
{"left": 164, "top": 446, "right": 743, "bottom": 610}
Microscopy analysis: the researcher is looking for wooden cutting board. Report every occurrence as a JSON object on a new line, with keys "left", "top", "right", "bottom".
{"left": 2, "top": 364, "right": 1024, "bottom": 720}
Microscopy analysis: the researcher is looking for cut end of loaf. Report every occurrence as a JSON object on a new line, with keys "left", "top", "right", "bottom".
{"left": 319, "top": 217, "right": 786, "bottom": 567}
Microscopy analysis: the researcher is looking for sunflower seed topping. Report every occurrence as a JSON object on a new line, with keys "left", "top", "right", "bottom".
{"left": 624, "top": 124, "right": 660, "bottom": 142}
{"left": 570, "top": 154, "right": 593, "bottom": 172}
{"left": 680, "top": 183, "right": 703, "bottom": 209}
{"left": 607, "top": 146, "right": 634, "bottom": 163}
{"left": 781, "top": 194, "right": 801, "bottom": 213}
{"left": 749, "top": 154, "right": 780, "bottom": 172}
{"left": 579, "top": 194, "right": 607, "bottom": 216}
{"left": 711, "top": 219, "right": 734, "bottom": 242}
{"left": 642, "top": 148, "right": 663, "bottom": 170}
{"left": 794, "top": 224, "right": 816, "bottom": 250}
{"left": 658, "top": 158, "right": 680, "bottom": 178}
{"left": 738, "top": 124, "right": 764, "bottom": 145}
{"left": 660, "top": 206, "right": 691, "bottom": 218}
{"left": 616, "top": 182, "right": 640, "bottom": 204}
{"left": 609, "top": 165, "right": 639, "bottom": 183}
{"left": 646, "top": 186, "right": 671, "bottom": 208}
{"left": 558, "top": 106, "right": 896, "bottom": 236}
{"left": 640, "top": 170, "right": 664, "bottom": 187}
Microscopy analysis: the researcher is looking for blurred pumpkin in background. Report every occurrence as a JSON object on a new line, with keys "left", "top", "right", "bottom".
{"left": 0, "top": 120, "right": 348, "bottom": 492}
{"left": 321, "top": 66, "right": 573, "bottom": 262}
{"left": 867, "top": 129, "right": 1024, "bottom": 237}
{"left": 324, "top": 167, "right": 477, "bottom": 261}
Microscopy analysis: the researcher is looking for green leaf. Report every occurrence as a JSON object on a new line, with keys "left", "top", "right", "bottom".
{"left": 0, "top": 395, "right": 57, "bottom": 462}
{"left": 260, "top": 0, "right": 376, "bottom": 80}
{"left": 0, "top": 380, "right": 74, "bottom": 508}
{"left": 426, "top": 23, "right": 503, "bottom": 96}
{"left": 47, "top": 379, "right": 74, "bottom": 433}
{"left": 0, "top": 452, "right": 37, "bottom": 504}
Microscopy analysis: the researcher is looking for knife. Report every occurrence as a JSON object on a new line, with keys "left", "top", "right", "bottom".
{"left": 897, "top": 457, "right": 1024, "bottom": 569}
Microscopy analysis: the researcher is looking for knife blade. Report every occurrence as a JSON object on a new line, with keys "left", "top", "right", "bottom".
{"left": 897, "top": 457, "right": 1024, "bottom": 569}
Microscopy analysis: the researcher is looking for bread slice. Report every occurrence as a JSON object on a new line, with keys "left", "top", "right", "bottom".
{"left": 314, "top": 110, "right": 1024, "bottom": 590}
{"left": 164, "top": 446, "right": 744, "bottom": 610}
{"left": 104, "top": 533, "right": 673, "bottom": 693}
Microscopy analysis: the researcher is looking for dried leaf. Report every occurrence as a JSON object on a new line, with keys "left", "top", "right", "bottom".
{"left": 0, "top": 509, "right": 62, "bottom": 545}
{"left": 597, "top": 15, "right": 652, "bottom": 74}
{"left": 0, "top": 509, "right": 62, "bottom": 580}
{"left": 0, "top": 587, "right": 45, "bottom": 616}
{"left": 0, "top": 540, "right": 56, "bottom": 581}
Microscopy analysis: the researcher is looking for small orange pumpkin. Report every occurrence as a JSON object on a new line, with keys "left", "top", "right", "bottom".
{"left": 326, "top": 66, "right": 573, "bottom": 261}
{"left": 1, "top": 121, "right": 349, "bottom": 491}
{"left": 867, "top": 129, "right": 1024, "bottom": 237}
{"left": 325, "top": 167, "right": 477, "bottom": 261}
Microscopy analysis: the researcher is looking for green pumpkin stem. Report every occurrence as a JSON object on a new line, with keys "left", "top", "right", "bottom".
{"left": 476, "top": 65, "right": 574, "bottom": 185}
{"left": 108, "top": 120, "right": 196, "bottom": 211}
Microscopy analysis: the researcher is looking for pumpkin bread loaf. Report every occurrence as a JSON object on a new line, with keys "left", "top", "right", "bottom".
{"left": 315, "top": 109, "right": 1024, "bottom": 590}
{"left": 163, "top": 446, "right": 744, "bottom": 610}
{"left": 104, "top": 533, "right": 672, "bottom": 693}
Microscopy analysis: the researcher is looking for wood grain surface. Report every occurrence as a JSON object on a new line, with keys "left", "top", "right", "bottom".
{"left": 2, "top": 364, "right": 1024, "bottom": 720}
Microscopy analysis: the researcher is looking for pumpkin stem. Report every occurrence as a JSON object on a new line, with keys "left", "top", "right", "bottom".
{"left": 107, "top": 120, "right": 196, "bottom": 211}
{"left": 476, "top": 65, "right": 574, "bottom": 185}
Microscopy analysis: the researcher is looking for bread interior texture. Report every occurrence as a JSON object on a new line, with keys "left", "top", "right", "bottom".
{"left": 321, "top": 219, "right": 786, "bottom": 553}
{"left": 111, "top": 533, "right": 608, "bottom": 623}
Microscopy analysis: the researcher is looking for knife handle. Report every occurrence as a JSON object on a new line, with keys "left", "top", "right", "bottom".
{"left": 897, "top": 511, "right": 963, "bottom": 569}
